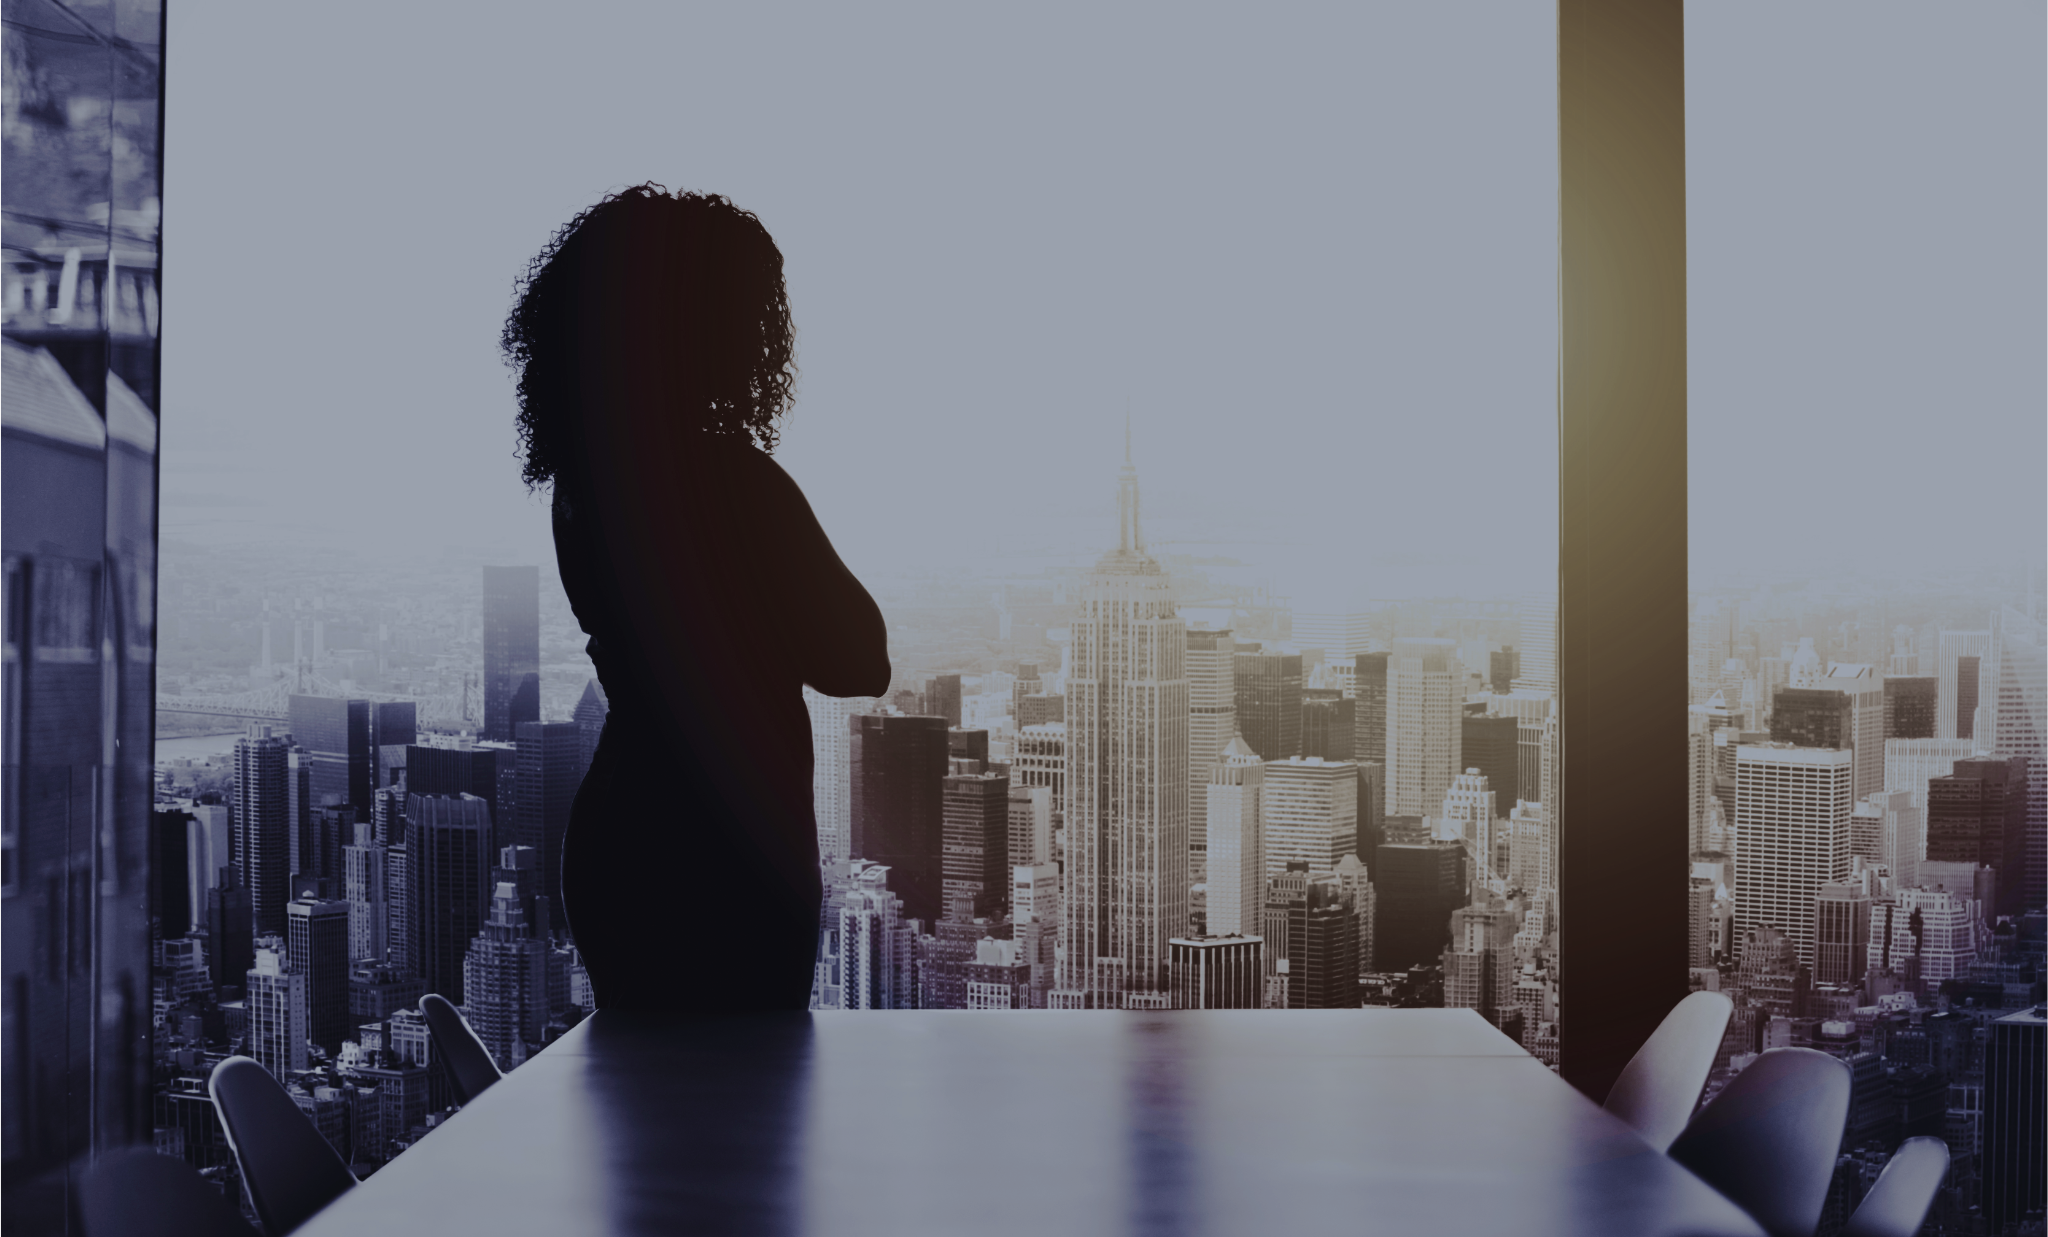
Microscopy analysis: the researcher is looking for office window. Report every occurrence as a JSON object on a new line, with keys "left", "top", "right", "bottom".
{"left": 1684, "top": 7, "right": 2042, "bottom": 1227}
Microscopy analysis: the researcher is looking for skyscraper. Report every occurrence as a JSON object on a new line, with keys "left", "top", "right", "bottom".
{"left": 1373, "top": 840, "right": 1465, "bottom": 973}
{"left": 1261, "top": 757, "right": 1358, "bottom": 880}
{"left": 1460, "top": 713, "right": 1519, "bottom": 813}
{"left": 406, "top": 742, "right": 511, "bottom": 851}
{"left": 409, "top": 793, "right": 493, "bottom": 1005}
{"left": 1443, "top": 902, "right": 1517, "bottom": 1029}
{"left": 1980, "top": 608, "right": 2045, "bottom": 913}
{"left": 515, "top": 720, "right": 586, "bottom": 921}
{"left": 1511, "top": 591, "right": 1557, "bottom": 697}
{"left": 245, "top": 939, "right": 309, "bottom": 1078}
{"left": 1300, "top": 691, "right": 1356, "bottom": 762}
{"left": 1169, "top": 935, "right": 1264, "bottom": 1009}
{"left": 1386, "top": 638, "right": 1463, "bottom": 818}
{"left": 1295, "top": 873, "right": 1360, "bottom": 1009}
{"left": 1980, "top": 1005, "right": 2044, "bottom": 1230}
{"left": 1734, "top": 744, "right": 1852, "bottom": 969}
{"left": 574, "top": 678, "right": 609, "bottom": 771}
{"left": 343, "top": 821, "right": 389, "bottom": 965}
{"left": 849, "top": 713, "right": 950, "bottom": 926}
{"left": 805, "top": 686, "right": 857, "bottom": 867}
{"left": 1769, "top": 666, "right": 1883, "bottom": 802}
{"left": 286, "top": 895, "right": 352, "bottom": 1053}
{"left": 1015, "top": 723, "right": 1067, "bottom": 802}
{"left": 1811, "top": 881, "right": 1870, "bottom": 988}
{"left": 1057, "top": 435, "right": 1188, "bottom": 1010}
{"left": 462, "top": 846, "right": 557, "bottom": 1070}
{"left": 1926, "top": 756, "right": 2029, "bottom": 920}
{"left": 941, "top": 759, "right": 1010, "bottom": 919}
{"left": 288, "top": 695, "right": 373, "bottom": 820}
{"left": 1936, "top": 628, "right": 1992, "bottom": 741}
{"left": 1353, "top": 652, "right": 1390, "bottom": 788}
{"left": 234, "top": 724, "right": 294, "bottom": 936}
{"left": 1186, "top": 627, "right": 1237, "bottom": 880}
{"left": 1438, "top": 769, "right": 1500, "bottom": 893}
{"left": 206, "top": 867, "right": 254, "bottom": 992}
{"left": 1883, "top": 676, "right": 1937, "bottom": 740}
{"left": 924, "top": 674, "right": 963, "bottom": 727}
{"left": 482, "top": 565, "right": 541, "bottom": 743}
{"left": 1006, "top": 784, "right": 1053, "bottom": 870}
{"left": 1206, "top": 735, "right": 1265, "bottom": 938}
{"left": 1233, "top": 646, "right": 1302, "bottom": 762}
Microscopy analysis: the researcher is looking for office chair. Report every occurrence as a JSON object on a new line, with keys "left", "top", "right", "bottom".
{"left": 208, "top": 1057, "right": 357, "bottom": 1235}
{"left": 1603, "top": 990, "right": 1736, "bottom": 1153}
{"left": 1666, "top": 1047, "right": 1852, "bottom": 1237}
{"left": 1840, "top": 1136, "right": 1950, "bottom": 1237}
{"left": 420, "top": 993, "right": 505, "bottom": 1107}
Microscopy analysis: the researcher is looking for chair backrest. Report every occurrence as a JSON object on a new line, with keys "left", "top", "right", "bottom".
{"left": 77, "top": 1147, "right": 261, "bottom": 1237}
{"left": 208, "top": 1057, "right": 357, "bottom": 1236}
{"left": 1841, "top": 1136, "right": 1950, "bottom": 1237}
{"left": 420, "top": 992, "right": 505, "bottom": 1107}
{"left": 1604, "top": 989, "right": 1735, "bottom": 1152}
{"left": 1667, "top": 1047, "right": 1852, "bottom": 1237}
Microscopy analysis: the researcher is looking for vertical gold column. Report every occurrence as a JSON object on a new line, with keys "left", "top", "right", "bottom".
{"left": 1557, "top": 0, "right": 1689, "bottom": 1100}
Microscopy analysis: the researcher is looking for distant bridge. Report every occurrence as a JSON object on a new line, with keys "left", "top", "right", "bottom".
{"left": 157, "top": 674, "right": 473, "bottom": 730}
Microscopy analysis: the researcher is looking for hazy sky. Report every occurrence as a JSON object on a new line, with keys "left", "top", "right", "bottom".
{"left": 160, "top": 5, "right": 2039, "bottom": 603}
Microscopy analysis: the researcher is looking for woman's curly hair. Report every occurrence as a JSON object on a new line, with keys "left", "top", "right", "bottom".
{"left": 502, "top": 184, "right": 797, "bottom": 490}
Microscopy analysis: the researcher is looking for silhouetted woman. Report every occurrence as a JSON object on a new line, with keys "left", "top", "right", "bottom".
{"left": 504, "top": 185, "right": 890, "bottom": 1011}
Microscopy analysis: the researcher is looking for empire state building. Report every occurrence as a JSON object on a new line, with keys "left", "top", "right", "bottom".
{"left": 1053, "top": 430, "right": 1189, "bottom": 1009}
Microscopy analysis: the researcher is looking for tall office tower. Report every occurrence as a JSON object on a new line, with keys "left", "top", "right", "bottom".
{"left": 234, "top": 724, "right": 295, "bottom": 936}
{"left": 1373, "top": 840, "right": 1466, "bottom": 973}
{"left": 369, "top": 702, "right": 417, "bottom": 790}
{"left": 1734, "top": 744, "right": 1853, "bottom": 969}
{"left": 1012, "top": 663, "right": 1044, "bottom": 719}
{"left": 574, "top": 678, "right": 609, "bottom": 770}
{"left": 1870, "top": 888, "right": 1980, "bottom": 984}
{"left": 515, "top": 720, "right": 586, "bottom": 920}
{"left": 286, "top": 745, "right": 314, "bottom": 881}
{"left": 849, "top": 713, "right": 951, "bottom": 926}
{"left": 1687, "top": 722, "right": 1712, "bottom": 855}
{"left": 286, "top": 895, "right": 351, "bottom": 1053}
{"left": 1300, "top": 691, "right": 1356, "bottom": 762}
{"left": 1884, "top": 738, "right": 1980, "bottom": 815}
{"left": 185, "top": 802, "right": 232, "bottom": 936}
{"left": 1261, "top": 863, "right": 1310, "bottom": 1008}
{"left": 1438, "top": 769, "right": 1499, "bottom": 892}
{"left": 1863, "top": 788, "right": 1923, "bottom": 889}
{"left": 372, "top": 783, "right": 406, "bottom": 850}
{"left": 1540, "top": 711, "right": 1562, "bottom": 892}
{"left": 1511, "top": 591, "right": 1557, "bottom": 697}
{"left": 1386, "top": 638, "right": 1463, "bottom": 818}
{"left": 1234, "top": 645, "right": 1302, "bottom": 762}
{"left": 1926, "top": 757, "right": 2029, "bottom": 919}
{"left": 1848, "top": 800, "right": 1885, "bottom": 866}
{"left": 1980, "top": 1005, "right": 2045, "bottom": 1231}
{"left": 1936, "top": 628, "right": 1992, "bottom": 741}
{"left": 462, "top": 848, "right": 555, "bottom": 1069}
{"left": 1353, "top": 653, "right": 1390, "bottom": 791}
{"left": 1442, "top": 903, "right": 1516, "bottom": 1028}
{"left": 1355, "top": 761, "right": 1386, "bottom": 860}
{"left": 924, "top": 674, "right": 963, "bottom": 727}
{"left": 1261, "top": 757, "right": 1358, "bottom": 880}
{"left": 1489, "top": 692, "right": 1550, "bottom": 820}
{"left": 829, "top": 862, "right": 916, "bottom": 1010}
{"left": 343, "top": 822, "right": 390, "bottom": 965}
{"left": 1333, "top": 853, "right": 1376, "bottom": 974}
{"left": 1489, "top": 647, "right": 1519, "bottom": 696}
{"left": 1015, "top": 723, "right": 1067, "bottom": 801}
{"left": 1186, "top": 627, "right": 1237, "bottom": 878}
{"left": 947, "top": 728, "right": 990, "bottom": 765}
{"left": 1013, "top": 861, "right": 1061, "bottom": 1004}
{"left": 1206, "top": 736, "right": 1265, "bottom": 937}
{"left": 482, "top": 565, "right": 542, "bottom": 743}
{"left": 1168, "top": 936, "right": 1264, "bottom": 1009}
{"left": 1771, "top": 670, "right": 1884, "bottom": 802}
{"left": 1007, "top": 784, "right": 1053, "bottom": 869}
{"left": 385, "top": 840, "right": 414, "bottom": 978}
{"left": 409, "top": 793, "right": 493, "bottom": 1005}
{"left": 1981, "top": 608, "right": 2045, "bottom": 913}
{"left": 1811, "top": 882, "right": 1870, "bottom": 988}
{"left": 1506, "top": 802, "right": 1549, "bottom": 897}
{"left": 1460, "top": 714, "right": 1518, "bottom": 813}
{"left": 1883, "top": 677, "right": 1937, "bottom": 740}
{"left": 206, "top": 867, "right": 255, "bottom": 991}
{"left": 288, "top": 695, "right": 374, "bottom": 820}
{"left": 1057, "top": 437, "right": 1189, "bottom": 1010}
{"left": 805, "top": 686, "right": 856, "bottom": 867}
{"left": 1687, "top": 875, "right": 1715, "bottom": 967}
{"left": 1018, "top": 694, "right": 1066, "bottom": 727}
{"left": 245, "top": 939, "right": 309, "bottom": 1078}
{"left": 941, "top": 759, "right": 1010, "bottom": 919}
{"left": 1294, "top": 873, "right": 1360, "bottom": 1009}
{"left": 150, "top": 808, "right": 192, "bottom": 942}
{"left": 406, "top": 743, "right": 510, "bottom": 850}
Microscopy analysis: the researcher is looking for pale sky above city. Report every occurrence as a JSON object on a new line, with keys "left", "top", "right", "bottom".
{"left": 160, "top": 4, "right": 2040, "bottom": 604}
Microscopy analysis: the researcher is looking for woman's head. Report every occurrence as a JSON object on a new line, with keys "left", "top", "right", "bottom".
{"left": 504, "top": 184, "right": 796, "bottom": 490}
